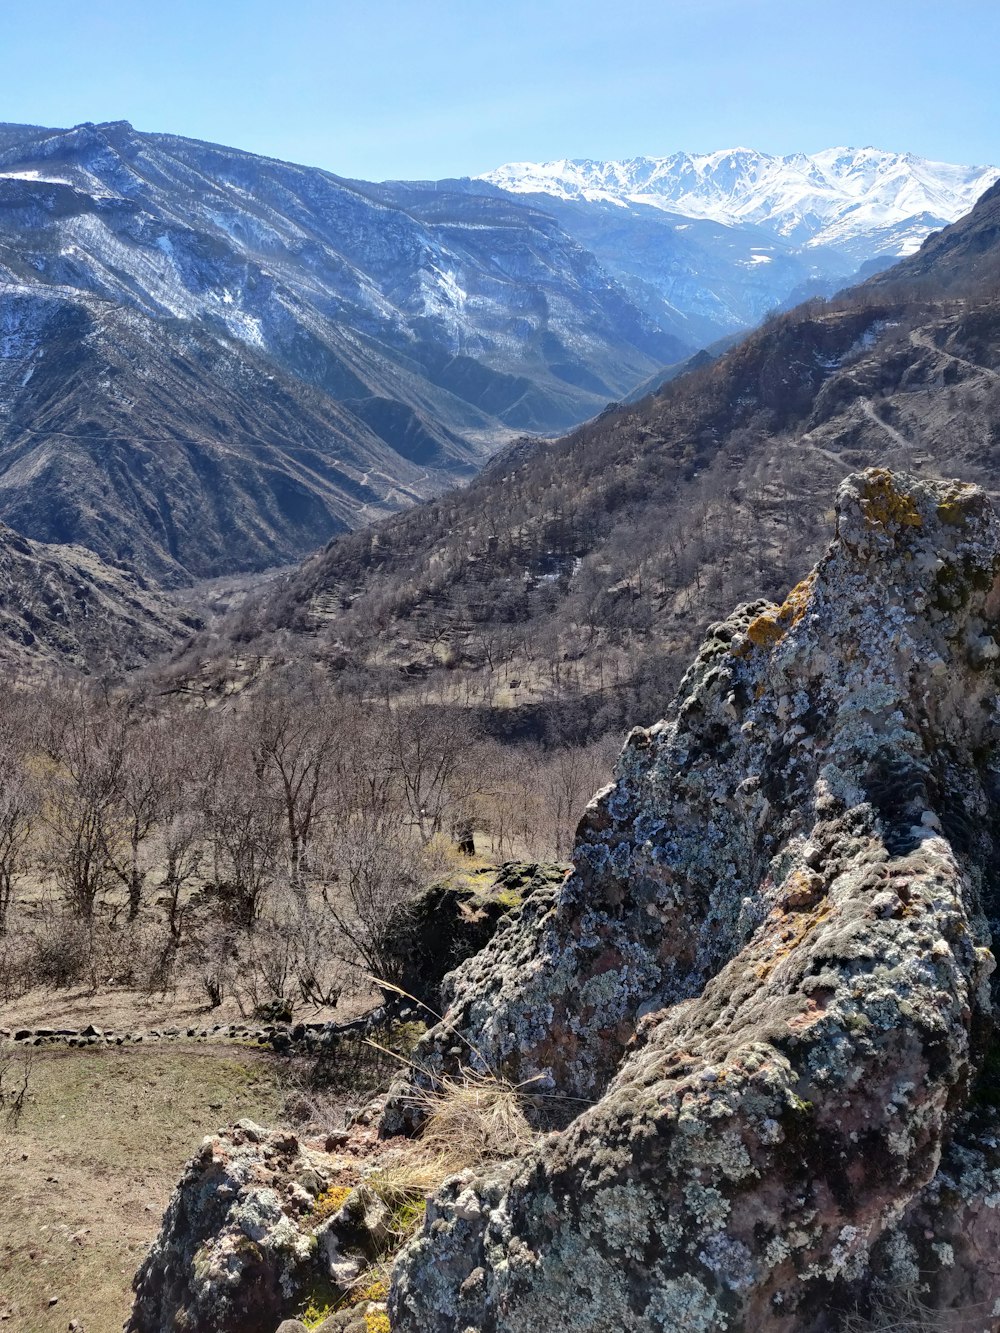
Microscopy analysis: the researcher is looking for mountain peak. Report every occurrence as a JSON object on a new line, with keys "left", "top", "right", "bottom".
{"left": 479, "top": 146, "right": 1000, "bottom": 258}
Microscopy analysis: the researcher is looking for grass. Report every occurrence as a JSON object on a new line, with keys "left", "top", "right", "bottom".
{"left": 842, "top": 1288, "right": 971, "bottom": 1331}
{"left": 414, "top": 1070, "right": 536, "bottom": 1170}
{"left": 355, "top": 1066, "right": 538, "bottom": 1265}
{"left": 0, "top": 1043, "right": 289, "bottom": 1332}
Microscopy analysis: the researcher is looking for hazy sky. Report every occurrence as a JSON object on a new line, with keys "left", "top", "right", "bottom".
{"left": 3, "top": 0, "right": 998, "bottom": 179}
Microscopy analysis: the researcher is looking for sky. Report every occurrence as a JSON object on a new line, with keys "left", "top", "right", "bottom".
{"left": 2, "top": 0, "right": 998, "bottom": 180}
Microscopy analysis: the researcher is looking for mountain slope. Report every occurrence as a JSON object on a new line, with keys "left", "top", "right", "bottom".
{"left": 868, "top": 177, "right": 1000, "bottom": 291}
{"left": 0, "top": 517, "right": 190, "bottom": 672}
{"left": 0, "top": 282, "right": 488, "bottom": 584}
{"left": 191, "top": 173, "right": 1000, "bottom": 732}
{"left": 0, "top": 121, "right": 684, "bottom": 429}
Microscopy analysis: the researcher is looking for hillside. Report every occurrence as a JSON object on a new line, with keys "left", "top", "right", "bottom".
{"left": 1, "top": 125, "right": 993, "bottom": 595}
{"left": 0, "top": 516, "right": 190, "bottom": 671}
{"left": 188, "top": 175, "right": 1000, "bottom": 736}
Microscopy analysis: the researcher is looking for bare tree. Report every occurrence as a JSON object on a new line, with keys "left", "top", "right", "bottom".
{"left": 102, "top": 710, "right": 165, "bottom": 920}
{"left": 201, "top": 716, "right": 283, "bottom": 928}
{"left": 248, "top": 681, "right": 336, "bottom": 894}
{"left": 42, "top": 690, "right": 126, "bottom": 919}
{"left": 0, "top": 691, "right": 40, "bottom": 931}
{"left": 158, "top": 713, "right": 208, "bottom": 940}
{"left": 384, "top": 700, "right": 481, "bottom": 845}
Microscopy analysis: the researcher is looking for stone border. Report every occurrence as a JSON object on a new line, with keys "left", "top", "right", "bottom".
{"left": 0, "top": 1002, "right": 411, "bottom": 1053}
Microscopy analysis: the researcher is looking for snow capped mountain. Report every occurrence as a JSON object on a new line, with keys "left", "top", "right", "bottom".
{"left": 481, "top": 147, "right": 1000, "bottom": 262}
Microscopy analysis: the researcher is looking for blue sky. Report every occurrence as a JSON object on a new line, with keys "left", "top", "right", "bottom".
{"left": 3, "top": 0, "right": 997, "bottom": 179}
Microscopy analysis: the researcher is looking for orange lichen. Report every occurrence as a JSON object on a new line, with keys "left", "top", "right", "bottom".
{"left": 738, "top": 572, "right": 817, "bottom": 656}
{"left": 860, "top": 469, "right": 923, "bottom": 530}
{"left": 310, "top": 1184, "right": 354, "bottom": 1227}
{"left": 754, "top": 898, "right": 834, "bottom": 983}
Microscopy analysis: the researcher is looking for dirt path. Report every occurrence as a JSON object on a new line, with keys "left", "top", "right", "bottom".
{"left": 910, "top": 327, "right": 1000, "bottom": 381}
{"left": 859, "top": 398, "right": 913, "bottom": 450}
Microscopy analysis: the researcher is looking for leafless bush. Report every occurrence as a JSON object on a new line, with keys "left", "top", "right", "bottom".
{"left": 0, "top": 928, "right": 33, "bottom": 1004}
{"left": 192, "top": 927, "right": 240, "bottom": 1008}
{"left": 0, "top": 1042, "right": 33, "bottom": 1129}
{"left": 26, "top": 912, "right": 94, "bottom": 990}
{"left": 88, "top": 918, "right": 178, "bottom": 995}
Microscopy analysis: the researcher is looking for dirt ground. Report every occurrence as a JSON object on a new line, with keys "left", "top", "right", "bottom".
{"left": 0, "top": 979, "right": 373, "bottom": 1037}
{"left": 0, "top": 1044, "right": 298, "bottom": 1332}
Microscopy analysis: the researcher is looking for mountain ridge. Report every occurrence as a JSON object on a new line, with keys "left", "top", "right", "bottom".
{"left": 186, "top": 160, "right": 1000, "bottom": 730}
{"left": 481, "top": 145, "right": 1000, "bottom": 261}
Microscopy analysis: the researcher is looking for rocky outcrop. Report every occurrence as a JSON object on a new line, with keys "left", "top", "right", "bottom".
{"left": 127, "top": 1116, "right": 398, "bottom": 1333}
{"left": 380, "top": 862, "right": 567, "bottom": 1009}
{"left": 385, "top": 470, "right": 1000, "bottom": 1330}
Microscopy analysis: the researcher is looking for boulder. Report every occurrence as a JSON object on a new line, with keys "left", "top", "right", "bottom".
{"left": 128, "top": 1119, "right": 398, "bottom": 1333}
{"left": 386, "top": 472, "right": 1000, "bottom": 1331}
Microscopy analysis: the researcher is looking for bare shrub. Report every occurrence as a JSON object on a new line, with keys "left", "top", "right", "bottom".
{"left": 27, "top": 912, "right": 93, "bottom": 989}
{"left": 88, "top": 918, "right": 178, "bottom": 995}
{"left": 0, "top": 1042, "right": 33, "bottom": 1129}
{"left": 191, "top": 927, "right": 240, "bottom": 1008}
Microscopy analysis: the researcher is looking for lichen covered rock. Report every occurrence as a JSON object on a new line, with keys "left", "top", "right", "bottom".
{"left": 127, "top": 1118, "right": 396, "bottom": 1333}
{"left": 380, "top": 862, "right": 567, "bottom": 1009}
{"left": 387, "top": 471, "right": 1000, "bottom": 1330}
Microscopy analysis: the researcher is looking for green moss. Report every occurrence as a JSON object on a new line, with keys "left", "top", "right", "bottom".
{"left": 390, "top": 1196, "right": 427, "bottom": 1238}
{"left": 342, "top": 1273, "right": 390, "bottom": 1309}
{"left": 937, "top": 500, "right": 968, "bottom": 526}
{"left": 491, "top": 887, "right": 524, "bottom": 910}
{"left": 385, "top": 1021, "right": 427, "bottom": 1057}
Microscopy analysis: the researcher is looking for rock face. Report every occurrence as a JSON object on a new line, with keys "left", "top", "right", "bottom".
{"left": 386, "top": 470, "right": 1000, "bottom": 1331}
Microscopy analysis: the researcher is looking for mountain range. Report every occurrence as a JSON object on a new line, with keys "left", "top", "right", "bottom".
{"left": 0, "top": 122, "right": 996, "bottom": 668}
{"left": 0, "top": 120, "right": 688, "bottom": 584}
{"left": 483, "top": 146, "right": 999, "bottom": 257}
{"left": 480, "top": 146, "right": 1000, "bottom": 339}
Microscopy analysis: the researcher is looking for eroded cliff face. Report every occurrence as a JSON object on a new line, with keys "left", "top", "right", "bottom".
{"left": 386, "top": 470, "right": 1000, "bottom": 1331}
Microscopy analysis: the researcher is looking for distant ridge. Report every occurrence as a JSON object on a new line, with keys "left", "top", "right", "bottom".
{"left": 481, "top": 146, "right": 1000, "bottom": 262}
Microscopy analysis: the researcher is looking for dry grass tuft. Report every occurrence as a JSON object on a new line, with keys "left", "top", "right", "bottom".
{"left": 358, "top": 1068, "right": 538, "bottom": 1255}
{"left": 414, "top": 1070, "right": 536, "bottom": 1170}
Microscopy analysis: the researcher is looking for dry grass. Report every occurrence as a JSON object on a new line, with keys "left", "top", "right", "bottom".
{"left": 415, "top": 1070, "right": 537, "bottom": 1170}
{"left": 0, "top": 1043, "right": 292, "bottom": 1332}
{"left": 359, "top": 1067, "right": 538, "bottom": 1259}
{"left": 843, "top": 1288, "right": 972, "bottom": 1331}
